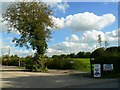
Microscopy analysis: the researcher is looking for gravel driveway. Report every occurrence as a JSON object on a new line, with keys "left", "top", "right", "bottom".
{"left": 0, "top": 66, "right": 119, "bottom": 88}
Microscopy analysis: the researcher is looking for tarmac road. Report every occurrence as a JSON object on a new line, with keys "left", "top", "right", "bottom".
{"left": 0, "top": 66, "right": 119, "bottom": 88}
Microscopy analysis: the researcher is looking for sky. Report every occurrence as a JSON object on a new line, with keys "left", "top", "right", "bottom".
{"left": 0, "top": 0, "right": 119, "bottom": 57}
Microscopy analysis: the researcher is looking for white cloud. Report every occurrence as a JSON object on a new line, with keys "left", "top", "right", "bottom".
{"left": 52, "top": 16, "right": 65, "bottom": 29}
{"left": 1, "top": 29, "right": 118, "bottom": 57}
{"left": 40, "top": 0, "right": 69, "bottom": 13}
{"left": 57, "top": 2, "right": 69, "bottom": 13}
{"left": 66, "top": 34, "right": 79, "bottom": 42}
{"left": 0, "top": 37, "right": 36, "bottom": 57}
{"left": 1, "top": 45, "right": 36, "bottom": 57}
{"left": 52, "top": 12, "right": 116, "bottom": 32}
{"left": 40, "top": 0, "right": 62, "bottom": 2}
{"left": 105, "top": 29, "right": 119, "bottom": 42}
{"left": 46, "top": 29, "right": 118, "bottom": 57}
{"left": 83, "top": 30, "right": 105, "bottom": 42}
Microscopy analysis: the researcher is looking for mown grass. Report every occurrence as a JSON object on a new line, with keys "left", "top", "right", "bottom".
{"left": 71, "top": 58, "right": 90, "bottom": 72}
{"left": 72, "top": 58, "right": 90, "bottom": 63}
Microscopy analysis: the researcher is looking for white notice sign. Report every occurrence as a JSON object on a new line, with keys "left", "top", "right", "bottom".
{"left": 103, "top": 64, "right": 113, "bottom": 71}
{"left": 94, "top": 64, "right": 101, "bottom": 77}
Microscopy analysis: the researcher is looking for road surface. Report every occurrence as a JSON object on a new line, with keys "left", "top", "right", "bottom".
{"left": 0, "top": 66, "right": 119, "bottom": 88}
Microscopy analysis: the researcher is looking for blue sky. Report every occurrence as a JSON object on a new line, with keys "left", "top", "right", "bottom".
{"left": 49, "top": 2, "right": 118, "bottom": 45}
{"left": 0, "top": 1, "right": 119, "bottom": 57}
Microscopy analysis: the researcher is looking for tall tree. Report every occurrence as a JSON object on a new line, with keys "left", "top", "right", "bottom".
{"left": 98, "top": 34, "right": 102, "bottom": 47}
{"left": 2, "top": 2, "right": 54, "bottom": 71}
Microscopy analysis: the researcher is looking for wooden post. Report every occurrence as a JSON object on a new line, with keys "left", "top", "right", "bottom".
{"left": 90, "top": 58, "right": 94, "bottom": 77}
{"left": 19, "top": 59, "right": 20, "bottom": 67}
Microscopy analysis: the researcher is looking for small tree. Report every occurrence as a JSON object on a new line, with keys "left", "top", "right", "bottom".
{"left": 2, "top": 2, "right": 54, "bottom": 71}
{"left": 105, "top": 41, "right": 109, "bottom": 48}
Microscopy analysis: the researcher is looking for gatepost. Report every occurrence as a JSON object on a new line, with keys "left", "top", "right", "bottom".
{"left": 90, "top": 58, "right": 94, "bottom": 77}
{"left": 90, "top": 58, "right": 102, "bottom": 78}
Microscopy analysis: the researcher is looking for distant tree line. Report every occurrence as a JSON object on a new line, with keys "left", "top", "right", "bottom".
{"left": 52, "top": 52, "right": 91, "bottom": 59}
{"left": 1, "top": 46, "right": 119, "bottom": 68}
{"left": 52, "top": 46, "right": 120, "bottom": 59}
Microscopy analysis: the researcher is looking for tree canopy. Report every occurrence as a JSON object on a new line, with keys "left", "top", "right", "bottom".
{"left": 2, "top": 2, "right": 54, "bottom": 71}
{"left": 2, "top": 2, "right": 53, "bottom": 55}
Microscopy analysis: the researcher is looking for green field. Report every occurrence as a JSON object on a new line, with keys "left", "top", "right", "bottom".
{"left": 71, "top": 58, "right": 90, "bottom": 72}
{"left": 72, "top": 58, "right": 90, "bottom": 63}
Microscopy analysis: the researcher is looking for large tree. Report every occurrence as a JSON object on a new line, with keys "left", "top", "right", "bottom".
{"left": 2, "top": 2, "right": 54, "bottom": 71}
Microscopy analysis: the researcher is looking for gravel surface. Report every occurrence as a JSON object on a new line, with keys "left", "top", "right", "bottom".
{"left": 0, "top": 66, "right": 119, "bottom": 88}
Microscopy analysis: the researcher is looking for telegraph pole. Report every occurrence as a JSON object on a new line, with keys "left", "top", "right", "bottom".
{"left": 8, "top": 46, "right": 10, "bottom": 64}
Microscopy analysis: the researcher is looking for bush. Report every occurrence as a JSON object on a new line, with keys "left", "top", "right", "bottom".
{"left": 25, "top": 57, "right": 33, "bottom": 71}
{"left": 2, "top": 58, "right": 19, "bottom": 66}
{"left": 25, "top": 56, "right": 48, "bottom": 72}
{"left": 7, "top": 59, "right": 19, "bottom": 66}
{"left": 46, "top": 58, "right": 74, "bottom": 70}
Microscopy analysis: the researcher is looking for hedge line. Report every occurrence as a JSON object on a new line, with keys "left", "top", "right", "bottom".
{"left": 95, "top": 56, "right": 120, "bottom": 72}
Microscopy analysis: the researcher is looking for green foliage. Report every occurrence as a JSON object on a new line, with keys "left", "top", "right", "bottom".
{"left": 91, "top": 46, "right": 119, "bottom": 58}
{"left": 2, "top": 2, "right": 54, "bottom": 71}
{"left": 46, "top": 57, "right": 90, "bottom": 71}
{"left": 76, "top": 52, "right": 85, "bottom": 58}
{"left": 25, "top": 55, "right": 47, "bottom": 72}
{"left": 95, "top": 56, "right": 120, "bottom": 72}
{"left": 2, "top": 55, "right": 9, "bottom": 65}
{"left": 46, "top": 57, "right": 74, "bottom": 70}
{"left": 2, "top": 55, "right": 19, "bottom": 66}
{"left": 94, "top": 46, "right": 120, "bottom": 73}
{"left": 91, "top": 47, "right": 105, "bottom": 58}
{"left": 68, "top": 53, "right": 76, "bottom": 58}
{"left": 2, "top": 55, "right": 26, "bottom": 66}
{"left": 52, "top": 52, "right": 91, "bottom": 58}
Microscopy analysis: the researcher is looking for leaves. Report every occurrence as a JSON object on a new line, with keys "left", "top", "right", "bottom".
{"left": 2, "top": 2, "right": 54, "bottom": 55}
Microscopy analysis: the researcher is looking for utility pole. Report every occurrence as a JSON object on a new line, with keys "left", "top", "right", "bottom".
{"left": 8, "top": 46, "right": 10, "bottom": 65}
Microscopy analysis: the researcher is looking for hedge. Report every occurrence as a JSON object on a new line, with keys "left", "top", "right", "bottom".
{"left": 95, "top": 56, "right": 120, "bottom": 72}
{"left": 46, "top": 58, "right": 74, "bottom": 69}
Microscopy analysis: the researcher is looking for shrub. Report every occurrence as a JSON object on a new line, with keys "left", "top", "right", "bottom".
{"left": 7, "top": 59, "right": 19, "bottom": 66}
{"left": 25, "top": 56, "right": 48, "bottom": 72}
{"left": 25, "top": 57, "right": 33, "bottom": 71}
{"left": 46, "top": 58, "right": 74, "bottom": 69}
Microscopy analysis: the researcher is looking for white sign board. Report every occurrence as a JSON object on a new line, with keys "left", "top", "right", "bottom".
{"left": 70, "top": 60, "right": 74, "bottom": 64}
{"left": 94, "top": 64, "right": 101, "bottom": 77}
{"left": 103, "top": 64, "right": 113, "bottom": 71}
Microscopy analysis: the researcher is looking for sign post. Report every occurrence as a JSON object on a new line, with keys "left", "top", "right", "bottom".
{"left": 90, "top": 58, "right": 94, "bottom": 77}
{"left": 94, "top": 64, "right": 101, "bottom": 77}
